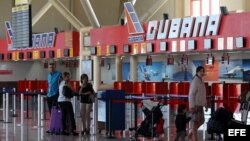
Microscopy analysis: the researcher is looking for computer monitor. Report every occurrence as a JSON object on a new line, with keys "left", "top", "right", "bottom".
{"left": 90, "top": 47, "right": 97, "bottom": 55}
{"left": 123, "top": 44, "right": 130, "bottom": 53}
{"left": 109, "top": 45, "right": 116, "bottom": 54}
{"left": 146, "top": 43, "right": 154, "bottom": 53}
{"left": 49, "top": 50, "right": 55, "bottom": 58}
{"left": 64, "top": 48, "right": 70, "bottom": 57}
{"left": 0, "top": 54, "right": 4, "bottom": 60}
{"left": 40, "top": 51, "right": 46, "bottom": 58}
{"left": 19, "top": 52, "right": 24, "bottom": 60}
{"left": 27, "top": 52, "right": 32, "bottom": 59}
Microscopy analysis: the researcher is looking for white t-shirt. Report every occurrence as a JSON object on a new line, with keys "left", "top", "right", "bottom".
{"left": 58, "top": 80, "right": 71, "bottom": 102}
{"left": 188, "top": 76, "right": 207, "bottom": 108}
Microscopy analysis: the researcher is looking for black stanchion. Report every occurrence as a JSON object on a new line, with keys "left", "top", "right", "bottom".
{"left": 106, "top": 99, "right": 115, "bottom": 139}
{"left": 134, "top": 101, "right": 138, "bottom": 130}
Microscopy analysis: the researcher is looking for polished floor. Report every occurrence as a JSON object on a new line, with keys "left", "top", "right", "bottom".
{"left": 0, "top": 96, "right": 248, "bottom": 141}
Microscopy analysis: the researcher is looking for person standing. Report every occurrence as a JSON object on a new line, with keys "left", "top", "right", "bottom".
{"left": 58, "top": 72, "right": 78, "bottom": 135}
{"left": 188, "top": 66, "right": 208, "bottom": 141}
{"left": 78, "top": 74, "right": 95, "bottom": 135}
{"left": 47, "top": 63, "right": 62, "bottom": 114}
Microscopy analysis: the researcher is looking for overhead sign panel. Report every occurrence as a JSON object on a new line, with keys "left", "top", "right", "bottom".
{"left": 6, "top": 21, "right": 56, "bottom": 50}
{"left": 15, "top": 0, "right": 29, "bottom": 6}
{"left": 124, "top": 2, "right": 144, "bottom": 34}
{"left": 11, "top": 4, "right": 32, "bottom": 49}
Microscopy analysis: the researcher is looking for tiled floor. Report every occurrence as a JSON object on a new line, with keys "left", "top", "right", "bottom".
{"left": 0, "top": 96, "right": 247, "bottom": 141}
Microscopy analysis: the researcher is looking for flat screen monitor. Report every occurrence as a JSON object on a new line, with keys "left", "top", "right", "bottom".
{"left": 90, "top": 47, "right": 97, "bottom": 55}
{"left": 109, "top": 45, "right": 116, "bottom": 54}
{"left": 204, "top": 39, "right": 212, "bottom": 49}
{"left": 40, "top": 51, "right": 46, "bottom": 58}
{"left": 160, "top": 42, "right": 167, "bottom": 51}
{"left": 7, "top": 53, "right": 12, "bottom": 60}
{"left": 49, "top": 50, "right": 55, "bottom": 58}
{"left": 19, "top": 52, "right": 24, "bottom": 60}
{"left": 64, "top": 48, "right": 70, "bottom": 57}
{"left": 0, "top": 54, "right": 4, "bottom": 60}
{"left": 188, "top": 40, "right": 196, "bottom": 50}
{"left": 146, "top": 43, "right": 154, "bottom": 53}
{"left": 27, "top": 52, "right": 32, "bottom": 59}
{"left": 123, "top": 44, "right": 130, "bottom": 53}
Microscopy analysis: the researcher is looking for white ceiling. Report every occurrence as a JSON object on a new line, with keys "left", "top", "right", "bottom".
{"left": 0, "top": 0, "right": 174, "bottom": 38}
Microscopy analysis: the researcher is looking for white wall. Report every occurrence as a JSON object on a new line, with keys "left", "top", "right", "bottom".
{"left": 220, "top": 0, "right": 247, "bottom": 12}
{"left": 0, "top": 61, "right": 46, "bottom": 81}
{"left": 0, "top": 61, "right": 79, "bottom": 81}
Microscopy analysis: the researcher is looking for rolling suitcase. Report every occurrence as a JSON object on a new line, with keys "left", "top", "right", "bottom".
{"left": 49, "top": 106, "right": 63, "bottom": 134}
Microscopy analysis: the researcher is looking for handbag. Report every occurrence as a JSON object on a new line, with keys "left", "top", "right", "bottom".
{"left": 88, "top": 93, "right": 96, "bottom": 103}
{"left": 207, "top": 117, "right": 224, "bottom": 134}
{"left": 62, "top": 86, "right": 74, "bottom": 98}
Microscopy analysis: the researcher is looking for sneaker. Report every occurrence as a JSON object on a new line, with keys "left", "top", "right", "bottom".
{"left": 62, "top": 131, "right": 70, "bottom": 135}
{"left": 85, "top": 130, "right": 90, "bottom": 135}
{"left": 72, "top": 131, "right": 79, "bottom": 136}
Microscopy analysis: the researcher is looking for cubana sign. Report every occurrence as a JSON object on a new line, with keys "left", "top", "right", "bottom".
{"left": 146, "top": 14, "right": 221, "bottom": 40}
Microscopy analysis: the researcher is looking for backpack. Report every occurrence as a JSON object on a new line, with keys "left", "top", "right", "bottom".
{"left": 62, "top": 86, "right": 74, "bottom": 98}
{"left": 213, "top": 107, "right": 233, "bottom": 125}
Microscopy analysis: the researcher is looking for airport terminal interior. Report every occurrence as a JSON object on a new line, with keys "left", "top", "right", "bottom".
{"left": 1, "top": 0, "right": 250, "bottom": 140}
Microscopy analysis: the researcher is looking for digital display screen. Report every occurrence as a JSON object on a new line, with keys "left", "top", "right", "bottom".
{"left": 12, "top": 4, "right": 32, "bottom": 48}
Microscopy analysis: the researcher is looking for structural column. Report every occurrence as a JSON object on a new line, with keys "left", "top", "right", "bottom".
{"left": 130, "top": 56, "right": 138, "bottom": 82}
{"left": 115, "top": 55, "right": 122, "bottom": 81}
{"left": 92, "top": 56, "right": 101, "bottom": 135}
{"left": 93, "top": 56, "right": 101, "bottom": 91}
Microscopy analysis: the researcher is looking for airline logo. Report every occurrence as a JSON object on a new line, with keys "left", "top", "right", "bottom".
{"left": 124, "top": 2, "right": 144, "bottom": 35}
{"left": 5, "top": 21, "right": 56, "bottom": 49}
{"left": 5, "top": 21, "right": 13, "bottom": 47}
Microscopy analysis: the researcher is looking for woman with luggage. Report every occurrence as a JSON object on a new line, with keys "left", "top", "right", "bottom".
{"left": 58, "top": 72, "right": 78, "bottom": 136}
{"left": 78, "top": 74, "right": 95, "bottom": 135}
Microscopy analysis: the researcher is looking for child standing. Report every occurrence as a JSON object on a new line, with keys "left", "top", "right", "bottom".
{"left": 175, "top": 104, "right": 191, "bottom": 141}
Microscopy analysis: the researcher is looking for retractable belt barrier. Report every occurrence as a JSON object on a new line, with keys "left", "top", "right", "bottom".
{"left": 0, "top": 87, "right": 18, "bottom": 123}
{"left": 1, "top": 87, "right": 48, "bottom": 125}
{"left": 109, "top": 94, "right": 242, "bottom": 137}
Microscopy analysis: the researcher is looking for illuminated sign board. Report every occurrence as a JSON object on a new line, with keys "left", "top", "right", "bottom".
{"left": 5, "top": 21, "right": 55, "bottom": 50}
{"left": 15, "top": 0, "right": 29, "bottom": 6}
{"left": 124, "top": 2, "right": 144, "bottom": 34}
{"left": 146, "top": 14, "right": 221, "bottom": 40}
{"left": 12, "top": 4, "right": 32, "bottom": 48}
